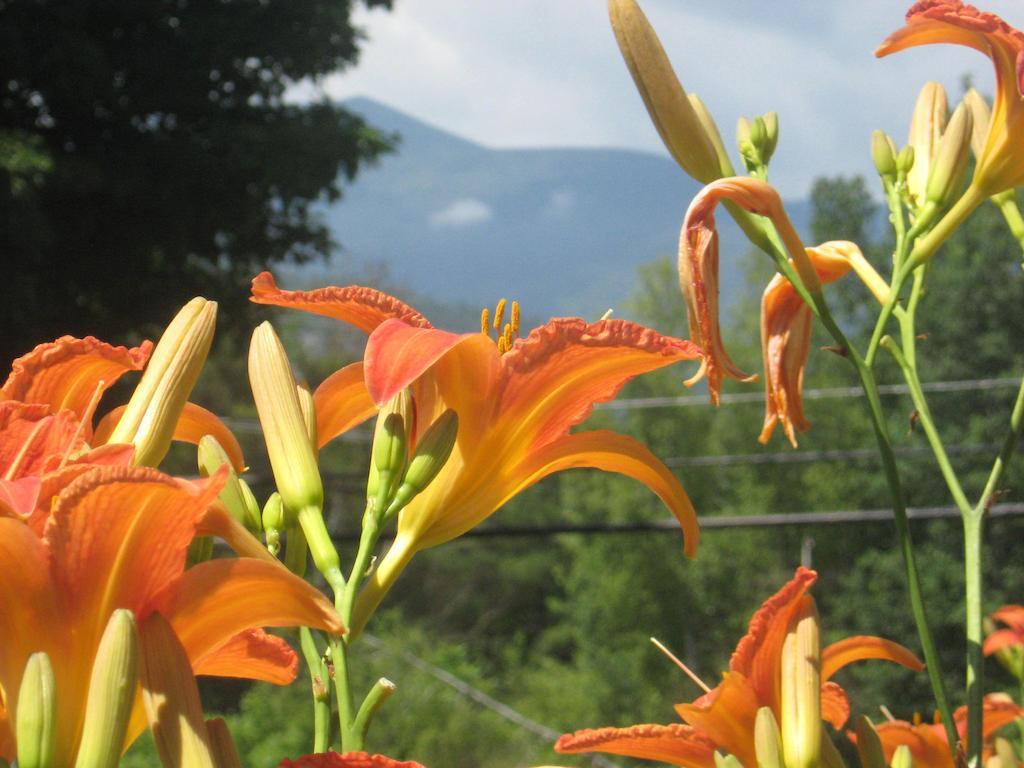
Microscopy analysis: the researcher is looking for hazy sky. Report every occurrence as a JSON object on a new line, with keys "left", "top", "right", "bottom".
{"left": 294, "top": 1, "right": 1022, "bottom": 198}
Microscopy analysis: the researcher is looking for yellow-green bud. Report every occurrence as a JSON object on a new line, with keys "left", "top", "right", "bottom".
{"left": 248, "top": 322, "right": 323, "bottom": 515}
{"left": 205, "top": 718, "right": 242, "bottom": 768}
{"left": 107, "top": 297, "right": 217, "bottom": 467}
{"left": 780, "top": 597, "right": 820, "bottom": 768}
{"left": 373, "top": 413, "right": 408, "bottom": 513}
{"left": 890, "top": 745, "right": 913, "bottom": 768}
{"left": 198, "top": 435, "right": 261, "bottom": 534}
{"left": 818, "top": 727, "right": 845, "bottom": 768}
{"left": 963, "top": 88, "right": 992, "bottom": 164}
{"left": 141, "top": 613, "right": 216, "bottom": 768}
{"left": 853, "top": 716, "right": 886, "bottom": 768}
{"left": 754, "top": 707, "right": 783, "bottom": 768}
{"left": 74, "top": 609, "right": 138, "bottom": 768}
{"left": 906, "top": 81, "right": 948, "bottom": 206}
{"left": 385, "top": 410, "right": 459, "bottom": 517}
{"left": 608, "top": 0, "right": 721, "bottom": 183}
{"left": 366, "top": 390, "right": 415, "bottom": 504}
{"left": 237, "top": 479, "right": 262, "bottom": 535}
{"left": 688, "top": 93, "right": 735, "bottom": 177}
{"left": 762, "top": 112, "right": 779, "bottom": 159}
{"left": 262, "top": 492, "right": 284, "bottom": 557}
{"left": 736, "top": 116, "right": 759, "bottom": 170}
{"left": 871, "top": 130, "right": 898, "bottom": 179}
{"left": 16, "top": 652, "right": 56, "bottom": 768}
{"left": 295, "top": 382, "right": 318, "bottom": 452}
{"left": 897, "top": 145, "right": 916, "bottom": 176}
{"left": 925, "top": 101, "right": 973, "bottom": 208}
{"left": 751, "top": 116, "right": 768, "bottom": 148}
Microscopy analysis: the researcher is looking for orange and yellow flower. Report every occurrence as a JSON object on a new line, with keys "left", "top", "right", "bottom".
{"left": 251, "top": 272, "right": 701, "bottom": 631}
{"left": 0, "top": 464, "right": 343, "bottom": 763}
{"left": 876, "top": 1, "right": 1024, "bottom": 197}
{"left": 679, "top": 178, "right": 889, "bottom": 446}
{"left": 865, "top": 696, "right": 1023, "bottom": 767}
{"left": 555, "top": 568, "right": 923, "bottom": 767}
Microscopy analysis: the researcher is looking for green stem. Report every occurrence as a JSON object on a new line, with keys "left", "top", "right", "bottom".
{"left": 905, "top": 186, "right": 985, "bottom": 271}
{"left": 352, "top": 678, "right": 396, "bottom": 746}
{"left": 995, "top": 190, "right": 1024, "bottom": 252}
{"left": 330, "top": 633, "right": 360, "bottom": 751}
{"left": 976, "top": 374, "right": 1024, "bottom": 513}
{"left": 881, "top": 337, "right": 971, "bottom": 515}
{"left": 964, "top": 511, "right": 984, "bottom": 768}
{"left": 299, "top": 628, "right": 331, "bottom": 753}
{"left": 340, "top": 509, "right": 381, "bottom": 627}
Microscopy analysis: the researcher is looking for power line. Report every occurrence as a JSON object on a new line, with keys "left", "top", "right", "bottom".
{"left": 334, "top": 503, "right": 1024, "bottom": 542}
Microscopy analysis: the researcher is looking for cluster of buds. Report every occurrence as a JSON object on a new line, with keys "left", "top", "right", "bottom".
{"left": 736, "top": 112, "right": 779, "bottom": 179}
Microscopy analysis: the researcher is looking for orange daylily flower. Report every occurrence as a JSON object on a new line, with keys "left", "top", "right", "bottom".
{"left": 865, "top": 696, "right": 1024, "bottom": 767}
{"left": 252, "top": 272, "right": 701, "bottom": 629}
{"left": 877, "top": 1, "right": 1024, "bottom": 197}
{"left": 679, "top": 178, "right": 889, "bottom": 446}
{"left": 0, "top": 464, "right": 344, "bottom": 764}
{"left": 277, "top": 752, "right": 426, "bottom": 767}
{"left": 556, "top": 568, "right": 923, "bottom": 767}
{"left": 2, "top": 334, "right": 244, "bottom": 472}
{"left": 984, "top": 604, "right": 1024, "bottom": 656}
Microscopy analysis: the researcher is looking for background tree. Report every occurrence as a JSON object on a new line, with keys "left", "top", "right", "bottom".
{"left": 0, "top": 0, "right": 394, "bottom": 366}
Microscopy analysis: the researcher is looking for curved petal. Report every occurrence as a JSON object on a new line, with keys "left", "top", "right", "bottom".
{"left": 192, "top": 628, "right": 298, "bottom": 684}
{"left": 983, "top": 628, "right": 1024, "bottom": 655}
{"left": 555, "top": 723, "right": 717, "bottom": 767}
{"left": 821, "top": 636, "right": 924, "bottom": 680}
{"left": 43, "top": 466, "right": 223, "bottom": 654}
{"left": 675, "top": 671, "right": 760, "bottom": 767}
{"left": 94, "top": 402, "right": 245, "bottom": 472}
{"left": 155, "top": 558, "right": 344, "bottom": 673}
{"left": 278, "top": 752, "right": 427, "bottom": 768}
{"left": 251, "top": 272, "right": 432, "bottom": 334}
{"left": 872, "top": 720, "right": 954, "bottom": 768}
{"left": 729, "top": 567, "right": 817, "bottom": 711}
{"left": 364, "top": 320, "right": 487, "bottom": 406}
{"left": 197, "top": 503, "right": 277, "bottom": 562}
{"left": 0, "top": 476, "right": 40, "bottom": 519}
{"left": 820, "top": 681, "right": 851, "bottom": 731}
{"left": 314, "top": 362, "right": 378, "bottom": 447}
{"left": 1, "top": 336, "right": 152, "bottom": 421}
{"left": 991, "top": 604, "right": 1024, "bottom": 631}
{"left": 0, "top": 410, "right": 82, "bottom": 479}
{"left": 499, "top": 318, "right": 701, "bottom": 449}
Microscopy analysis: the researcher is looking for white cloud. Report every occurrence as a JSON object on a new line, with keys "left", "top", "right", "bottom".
{"left": 429, "top": 198, "right": 493, "bottom": 229}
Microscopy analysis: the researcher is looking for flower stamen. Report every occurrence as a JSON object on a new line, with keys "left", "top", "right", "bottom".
{"left": 650, "top": 636, "right": 711, "bottom": 693}
{"left": 58, "top": 378, "right": 107, "bottom": 470}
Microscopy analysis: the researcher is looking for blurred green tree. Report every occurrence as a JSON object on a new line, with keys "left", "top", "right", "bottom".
{"left": 0, "top": 0, "right": 394, "bottom": 366}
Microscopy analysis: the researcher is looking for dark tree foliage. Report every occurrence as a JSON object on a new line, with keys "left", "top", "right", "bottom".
{"left": 0, "top": 0, "right": 394, "bottom": 366}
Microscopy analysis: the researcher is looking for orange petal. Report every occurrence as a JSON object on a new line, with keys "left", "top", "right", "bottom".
{"left": 729, "top": 567, "right": 817, "bottom": 712}
{"left": 820, "top": 681, "right": 851, "bottom": 731}
{"left": 499, "top": 318, "right": 701, "bottom": 449}
{"left": 364, "top": 320, "right": 482, "bottom": 406}
{"left": 821, "top": 636, "right": 924, "bottom": 680}
{"left": 983, "top": 628, "right": 1024, "bottom": 655}
{"left": 872, "top": 720, "right": 954, "bottom": 768}
{"left": 1, "top": 336, "right": 152, "bottom": 421}
{"left": 991, "top": 604, "right": 1024, "bottom": 632}
{"left": 0, "top": 476, "right": 40, "bottom": 519}
{"left": 278, "top": 752, "right": 427, "bottom": 768}
{"left": 0, "top": 409, "right": 82, "bottom": 479}
{"left": 155, "top": 558, "right": 344, "bottom": 673}
{"left": 250, "top": 272, "right": 432, "bottom": 334}
{"left": 555, "top": 723, "right": 717, "bottom": 767}
{"left": 510, "top": 429, "right": 698, "bottom": 557}
{"left": 43, "top": 465, "right": 224, "bottom": 656}
{"left": 197, "top": 502, "right": 278, "bottom": 562}
{"left": 193, "top": 628, "right": 298, "bottom": 684}
{"left": 675, "top": 671, "right": 760, "bottom": 767}
{"left": 94, "top": 402, "right": 245, "bottom": 471}
{"left": 314, "top": 362, "right": 378, "bottom": 447}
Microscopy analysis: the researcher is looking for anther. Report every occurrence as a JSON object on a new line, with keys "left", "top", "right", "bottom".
{"left": 480, "top": 308, "right": 491, "bottom": 337}
{"left": 502, "top": 323, "right": 513, "bottom": 350}
{"left": 511, "top": 301, "right": 521, "bottom": 337}
{"left": 493, "top": 299, "right": 507, "bottom": 331}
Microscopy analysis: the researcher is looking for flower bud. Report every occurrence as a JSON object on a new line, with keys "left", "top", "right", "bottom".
{"left": 385, "top": 410, "right": 459, "bottom": 517}
{"left": 107, "top": 298, "right": 216, "bottom": 467}
{"left": 906, "top": 81, "right": 948, "bottom": 206}
{"left": 295, "top": 382, "right": 317, "bottom": 451}
{"left": 74, "top": 609, "right": 138, "bottom": 768}
{"left": 205, "top": 718, "right": 242, "bottom": 768}
{"left": 761, "top": 112, "right": 779, "bottom": 160}
{"left": 366, "top": 390, "right": 415, "bottom": 506}
{"left": 890, "top": 745, "right": 913, "bottom": 768}
{"left": 608, "top": 0, "right": 721, "bottom": 182}
{"left": 737, "top": 116, "right": 759, "bottom": 170}
{"left": 853, "top": 716, "right": 886, "bottom": 768}
{"left": 925, "top": 101, "right": 972, "bottom": 208}
{"left": 198, "top": 435, "right": 261, "bottom": 534}
{"left": 871, "top": 130, "right": 898, "bottom": 179}
{"left": 141, "top": 613, "right": 216, "bottom": 768}
{"left": 373, "top": 413, "right": 408, "bottom": 513}
{"left": 780, "top": 597, "right": 820, "bottom": 768}
{"left": 688, "top": 93, "right": 735, "bottom": 176}
{"left": 897, "top": 145, "right": 916, "bottom": 176}
{"left": 16, "top": 652, "right": 56, "bottom": 768}
{"left": 754, "top": 706, "right": 783, "bottom": 768}
{"left": 248, "top": 322, "right": 323, "bottom": 516}
{"left": 237, "top": 479, "right": 263, "bottom": 536}
{"left": 963, "top": 88, "right": 992, "bottom": 163}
